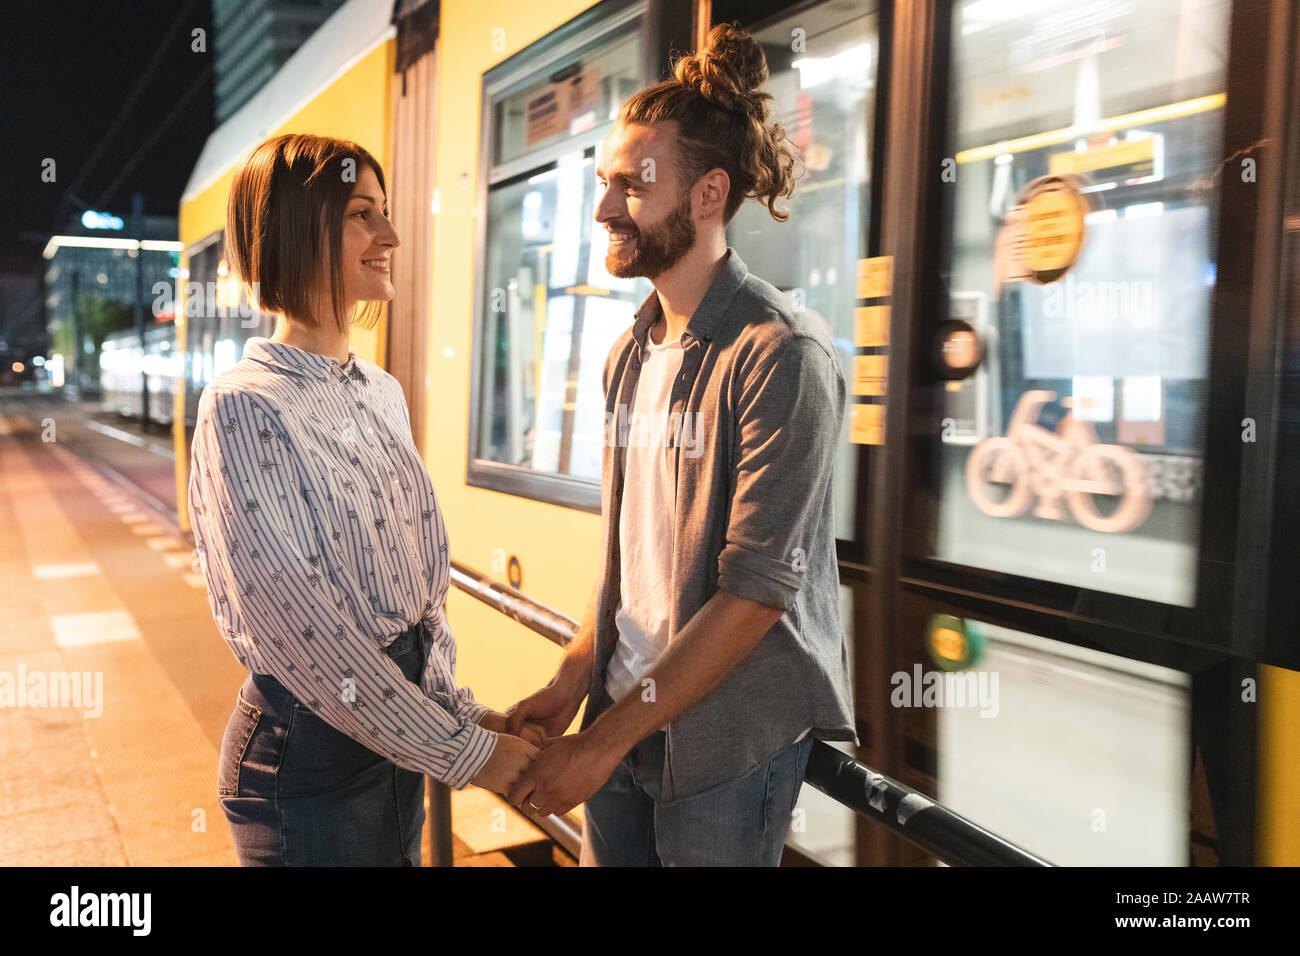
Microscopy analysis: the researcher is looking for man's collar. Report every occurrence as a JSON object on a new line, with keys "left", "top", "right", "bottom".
{"left": 242, "top": 337, "right": 368, "bottom": 385}
{"left": 631, "top": 247, "right": 750, "bottom": 349}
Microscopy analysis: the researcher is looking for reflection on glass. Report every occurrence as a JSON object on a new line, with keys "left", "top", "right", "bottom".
{"left": 935, "top": 0, "right": 1229, "bottom": 605}
{"left": 479, "top": 155, "right": 651, "bottom": 479}
{"left": 729, "top": 4, "right": 878, "bottom": 541}
{"left": 937, "top": 623, "right": 1190, "bottom": 865}
{"left": 184, "top": 239, "right": 272, "bottom": 424}
{"left": 493, "top": 33, "right": 642, "bottom": 168}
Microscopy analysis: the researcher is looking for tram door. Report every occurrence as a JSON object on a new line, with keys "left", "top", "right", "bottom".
{"left": 890, "top": 0, "right": 1274, "bottom": 866}
{"left": 717, "top": 0, "right": 1281, "bottom": 865}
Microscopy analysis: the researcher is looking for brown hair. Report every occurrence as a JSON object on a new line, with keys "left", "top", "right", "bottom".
{"left": 225, "top": 133, "right": 387, "bottom": 334}
{"left": 619, "top": 23, "right": 799, "bottom": 224}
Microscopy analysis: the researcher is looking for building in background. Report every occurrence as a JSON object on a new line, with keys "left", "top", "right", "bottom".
{"left": 213, "top": 0, "right": 349, "bottom": 122}
{"left": 0, "top": 272, "right": 46, "bottom": 386}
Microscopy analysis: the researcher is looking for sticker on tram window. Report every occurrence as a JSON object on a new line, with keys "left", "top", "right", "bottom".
{"left": 994, "top": 176, "right": 1090, "bottom": 288}
{"left": 524, "top": 63, "right": 603, "bottom": 146}
{"left": 1049, "top": 134, "right": 1162, "bottom": 188}
{"left": 850, "top": 403, "right": 885, "bottom": 445}
{"left": 854, "top": 305, "right": 890, "bottom": 347}
{"left": 965, "top": 389, "right": 1152, "bottom": 534}
{"left": 857, "top": 256, "right": 892, "bottom": 299}
{"left": 853, "top": 355, "right": 888, "bottom": 396}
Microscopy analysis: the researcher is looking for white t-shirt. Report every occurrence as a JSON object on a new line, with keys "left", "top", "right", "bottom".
{"left": 602, "top": 332, "right": 813, "bottom": 747}
{"left": 605, "top": 333, "right": 684, "bottom": 703}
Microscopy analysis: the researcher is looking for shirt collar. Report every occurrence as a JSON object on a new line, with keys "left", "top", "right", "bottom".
{"left": 630, "top": 247, "right": 750, "bottom": 351}
{"left": 242, "top": 337, "right": 368, "bottom": 385}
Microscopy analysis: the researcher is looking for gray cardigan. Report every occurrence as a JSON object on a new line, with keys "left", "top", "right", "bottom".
{"left": 580, "top": 247, "right": 858, "bottom": 803}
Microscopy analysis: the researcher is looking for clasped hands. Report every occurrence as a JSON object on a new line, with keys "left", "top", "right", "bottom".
{"left": 469, "top": 674, "right": 619, "bottom": 818}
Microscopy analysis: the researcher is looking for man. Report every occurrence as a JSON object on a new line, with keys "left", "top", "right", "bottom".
{"left": 505, "top": 24, "right": 856, "bottom": 866}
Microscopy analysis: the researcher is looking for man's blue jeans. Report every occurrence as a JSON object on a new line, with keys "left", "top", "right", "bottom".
{"left": 579, "top": 692, "right": 815, "bottom": 867}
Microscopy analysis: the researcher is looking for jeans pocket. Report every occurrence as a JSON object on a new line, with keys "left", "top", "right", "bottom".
{"left": 278, "top": 699, "right": 388, "bottom": 797}
{"left": 762, "top": 736, "right": 813, "bottom": 835}
{"left": 218, "top": 689, "right": 262, "bottom": 796}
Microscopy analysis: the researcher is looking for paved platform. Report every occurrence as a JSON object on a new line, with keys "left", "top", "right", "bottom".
{"left": 0, "top": 393, "right": 556, "bottom": 866}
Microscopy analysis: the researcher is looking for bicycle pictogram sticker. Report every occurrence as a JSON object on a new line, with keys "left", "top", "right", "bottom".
{"left": 965, "top": 390, "right": 1152, "bottom": 534}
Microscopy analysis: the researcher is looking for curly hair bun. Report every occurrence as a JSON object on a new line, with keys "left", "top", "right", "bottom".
{"left": 620, "top": 21, "right": 796, "bottom": 222}
{"left": 675, "top": 22, "right": 772, "bottom": 118}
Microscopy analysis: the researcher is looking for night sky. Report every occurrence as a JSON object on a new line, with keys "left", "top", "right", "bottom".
{"left": 1, "top": 0, "right": 217, "bottom": 272}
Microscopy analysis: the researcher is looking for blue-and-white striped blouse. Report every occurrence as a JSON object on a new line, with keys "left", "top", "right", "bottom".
{"left": 187, "top": 336, "right": 497, "bottom": 789}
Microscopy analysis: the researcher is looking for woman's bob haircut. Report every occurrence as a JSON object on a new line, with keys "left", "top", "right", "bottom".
{"left": 226, "top": 133, "right": 387, "bottom": 334}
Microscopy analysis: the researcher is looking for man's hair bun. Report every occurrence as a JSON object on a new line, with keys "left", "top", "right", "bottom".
{"left": 617, "top": 21, "right": 799, "bottom": 224}
{"left": 674, "top": 23, "right": 771, "bottom": 119}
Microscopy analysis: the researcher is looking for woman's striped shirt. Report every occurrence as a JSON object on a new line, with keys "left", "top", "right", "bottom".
{"left": 187, "top": 336, "right": 497, "bottom": 789}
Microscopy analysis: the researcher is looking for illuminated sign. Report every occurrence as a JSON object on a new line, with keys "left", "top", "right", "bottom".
{"left": 1050, "top": 134, "right": 1162, "bottom": 187}
{"left": 926, "top": 614, "right": 987, "bottom": 671}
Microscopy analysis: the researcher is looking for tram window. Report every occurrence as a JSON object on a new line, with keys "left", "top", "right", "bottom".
{"left": 926, "top": 0, "right": 1230, "bottom": 606}
{"left": 937, "top": 623, "right": 1190, "bottom": 865}
{"left": 725, "top": 2, "right": 878, "bottom": 543}
{"left": 470, "top": 4, "right": 652, "bottom": 508}
{"left": 183, "top": 231, "right": 273, "bottom": 429}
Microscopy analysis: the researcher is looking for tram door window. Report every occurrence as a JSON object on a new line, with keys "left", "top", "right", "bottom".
{"left": 937, "top": 622, "right": 1191, "bottom": 865}
{"left": 907, "top": 0, "right": 1230, "bottom": 866}
{"left": 725, "top": 3, "right": 878, "bottom": 543}
{"left": 470, "top": 6, "right": 653, "bottom": 509}
{"left": 929, "top": 0, "right": 1230, "bottom": 607}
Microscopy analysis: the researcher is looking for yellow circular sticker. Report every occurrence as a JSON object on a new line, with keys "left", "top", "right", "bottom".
{"left": 931, "top": 627, "right": 966, "bottom": 663}
{"left": 1014, "top": 176, "right": 1090, "bottom": 284}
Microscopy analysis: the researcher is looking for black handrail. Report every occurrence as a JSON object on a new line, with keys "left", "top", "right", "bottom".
{"left": 448, "top": 560, "right": 1054, "bottom": 867}
{"left": 804, "top": 745, "right": 1053, "bottom": 866}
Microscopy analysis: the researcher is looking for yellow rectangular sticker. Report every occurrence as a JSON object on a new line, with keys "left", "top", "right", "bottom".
{"left": 853, "top": 355, "right": 888, "bottom": 396}
{"left": 850, "top": 403, "right": 885, "bottom": 445}
{"left": 854, "top": 305, "right": 890, "bottom": 347}
{"left": 1049, "top": 137, "right": 1155, "bottom": 178}
{"left": 857, "top": 256, "right": 893, "bottom": 299}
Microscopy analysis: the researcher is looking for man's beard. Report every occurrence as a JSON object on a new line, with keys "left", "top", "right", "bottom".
{"left": 605, "top": 191, "right": 696, "bottom": 279}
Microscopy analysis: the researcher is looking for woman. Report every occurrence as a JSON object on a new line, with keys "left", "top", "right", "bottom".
{"left": 188, "top": 133, "right": 541, "bottom": 866}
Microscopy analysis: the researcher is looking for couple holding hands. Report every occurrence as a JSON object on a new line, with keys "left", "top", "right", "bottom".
{"left": 191, "top": 23, "right": 855, "bottom": 868}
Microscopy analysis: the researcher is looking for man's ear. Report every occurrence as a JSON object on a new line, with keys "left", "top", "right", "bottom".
{"left": 697, "top": 167, "right": 731, "bottom": 219}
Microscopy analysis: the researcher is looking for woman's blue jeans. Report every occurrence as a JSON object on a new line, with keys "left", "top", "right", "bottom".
{"left": 217, "top": 621, "right": 427, "bottom": 866}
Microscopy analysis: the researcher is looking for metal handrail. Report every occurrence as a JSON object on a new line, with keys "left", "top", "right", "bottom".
{"left": 450, "top": 560, "right": 578, "bottom": 648}
{"left": 448, "top": 560, "right": 1054, "bottom": 867}
{"left": 803, "top": 745, "right": 1053, "bottom": 866}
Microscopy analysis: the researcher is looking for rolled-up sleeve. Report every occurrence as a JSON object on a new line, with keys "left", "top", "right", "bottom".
{"left": 188, "top": 387, "right": 497, "bottom": 789}
{"left": 716, "top": 334, "right": 846, "bottom": 611}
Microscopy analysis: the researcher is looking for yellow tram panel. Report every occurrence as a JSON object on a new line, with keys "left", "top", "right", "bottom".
{"left": 429, "top": 0, "right": 606, "bottom": 720}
